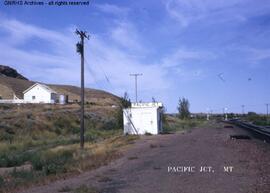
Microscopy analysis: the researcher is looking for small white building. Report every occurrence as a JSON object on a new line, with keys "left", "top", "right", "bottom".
{"left": 23, "top": 83, "right": 57, "bottom": 104}
{"left": 123, "top": 102, "right": 163, "bottom": 135}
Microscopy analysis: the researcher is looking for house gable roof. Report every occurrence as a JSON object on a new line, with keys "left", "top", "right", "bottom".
{"left": 23, "top": 83, "right": 57, "bottom": 94}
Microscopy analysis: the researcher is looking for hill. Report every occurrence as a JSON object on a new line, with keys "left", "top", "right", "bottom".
{"left": 0, "top": 65, "right": 28, "bottom": 80}
{"left": 0, "top": 66, "right": 119, "bottom": 106}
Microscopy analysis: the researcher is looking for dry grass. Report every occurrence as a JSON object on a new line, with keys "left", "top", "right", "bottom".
{"left": 0, "top": 102, "right": 136, "bottom": 193}
{"left": 0, "top": 134, "right": 138, "bottom": 193}
{"left": 163, "top": 114, "right": 207, "bottom": 133}
{"left": 58, "top": 184, "right": 100, "bottom": 193}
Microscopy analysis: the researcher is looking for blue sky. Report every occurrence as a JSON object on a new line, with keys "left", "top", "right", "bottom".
{"left": 0, "top": 0, "right": 270, "bottom": 113}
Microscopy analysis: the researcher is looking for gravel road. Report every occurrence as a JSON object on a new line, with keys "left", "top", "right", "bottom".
{"left": 20, "top": 121, "right": 270, "bottom": 193}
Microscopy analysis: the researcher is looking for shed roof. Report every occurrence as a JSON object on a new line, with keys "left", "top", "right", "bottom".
{"left": 23, "top": 83, "right": 57, "bottom": 94}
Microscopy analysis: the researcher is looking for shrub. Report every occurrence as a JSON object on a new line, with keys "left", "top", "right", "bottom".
{"left": 74, "top": 185, "right": 98, "bottom": 193}
{"left": 58, "top": 185, "right": 72, "bottom": 192}
{"left": 0, "top": 176, "right": 4, "bottom": 188}
{"left": 99, "top": 119, "right": 117, "bottom": 130}
{"left": 72, "top": 127, "right": 80, "bottom": 134}
{"left": 0, "top": 151, "right": 33, "bottom": 167}
{"left": 0, "top": 132, "right": 14, "bottom": 143}
{"left": 31, "top": 150, "right": 73, "bottom": 175}
{"left": 11, "top": 170, "right": 34, "bottom": 181}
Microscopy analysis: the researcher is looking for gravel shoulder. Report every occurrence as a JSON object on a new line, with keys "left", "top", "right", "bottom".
{"left": 20, "top": 121, "right": 270, "bottom": 193}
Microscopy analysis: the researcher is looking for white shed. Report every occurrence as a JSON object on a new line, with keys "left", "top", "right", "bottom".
{"left": 23, "top": 83, "right": 57, "bottom": 104}
{"left": 123, "top": 102, "right": 163, "bottom": 135}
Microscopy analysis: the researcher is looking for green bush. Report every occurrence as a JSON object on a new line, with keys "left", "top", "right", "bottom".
{"left": 74, "top": 185, "right": 98, "bottom": 193}
{"left": 31, "top": 150, "right": 73, "bottom": 175}
{"left": 11, "top": 170, "right": 34, "bottom": 181}
{"left": 99, "top": 119, "right": 118, "bottom": 130}
{"left": 0, "top": 176, "right": 4, "bottom": 188}
{"left": 85, "top": 130, "right": 101, "bottom": 142}
{"left": 72, "top": 127, "right": 80, "bottom": 134}
{"left": 0, "top": 151, "right": 33, "bottom": 167}
{"left": 0, "top": 132, "right": 14, "bottom": 143}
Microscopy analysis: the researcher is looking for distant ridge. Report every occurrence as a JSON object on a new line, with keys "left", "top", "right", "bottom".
{"left": 0, "top": 65, "right": 28, "bottom": 80}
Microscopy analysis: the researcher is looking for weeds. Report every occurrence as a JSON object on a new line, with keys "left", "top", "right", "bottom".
{"left": 0, "top": 176, "right": 4, "bottom": 188}
{"left": 163, "top": 115, "right": 206, "bottom": 133}
{"left": 58, "top": 185, "right": 72, "bottom": 192}
{"left": 128, "top": 156, "right": 138, "bottom": 160}
{"left": 97, "top": 176, "right": 112, "bottom": 182}
{"left": 11, "top": 169, "right": 35, "bottom": 181}
{"left": 0, "top": 104, "right": 137, "bottom": 192}
{"left": 31, "top": 149, "right": 73, "bottom": 175}
{"left": 73, "top": 185, "right": 99, "bottom": 193}
{"left": 150, "top": 144, "right": 158, "bottom": 148}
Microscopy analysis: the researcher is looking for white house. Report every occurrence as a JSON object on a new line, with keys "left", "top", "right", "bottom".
{"left": 123, "top": 102, "right": 163, "bottom": 135}
{"left": 23, "top": 83, "right": 58, "bottom": 104}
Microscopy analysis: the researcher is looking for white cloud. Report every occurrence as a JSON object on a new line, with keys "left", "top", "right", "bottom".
{"left": 95, "top": 3, "right": 129, "bottom": 16}
{"left": 0, "top": 15, "right": 216, "bottom": 106}
{"left": 110, "top": 21, "right": 144, "bottom": 52}
{"left": 0, "top": 17, "right": 170, "bottom": 98}
{"left": 164, "top": 0, "right": 266, "bottom": 27}
{"left": 249, "top": 48, "right": 270, "bottom": 61}
{"left": 0, "top": 19, "right": 72, "bottom": 47}
{"left": 86, "top": 35, "right": 169, "bottom": 92}
{"left": 161, "top": 48, "right": 216, "bottom": 68}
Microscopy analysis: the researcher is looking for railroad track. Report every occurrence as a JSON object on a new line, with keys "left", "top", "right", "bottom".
{"left": 227, "top": 119, "right": 270, "bottom": 139}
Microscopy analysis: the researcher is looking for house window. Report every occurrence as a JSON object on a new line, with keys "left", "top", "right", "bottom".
{"left": 32, "top": 96, "right": 36, "bottom": 100}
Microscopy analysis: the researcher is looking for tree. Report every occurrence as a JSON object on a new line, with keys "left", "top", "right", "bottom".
{"left": 177, "top": 97, "right": 190, "bottom": 119}
{"left": 116, "top": 92, "right": 131, "bottom": 129}
{"left": 120, "top": 92, "right": 131, "bottom": 108}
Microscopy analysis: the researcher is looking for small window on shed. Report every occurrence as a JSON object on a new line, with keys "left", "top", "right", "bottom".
{"left": 32, "top": 96, "right": 36, "bottom": 100}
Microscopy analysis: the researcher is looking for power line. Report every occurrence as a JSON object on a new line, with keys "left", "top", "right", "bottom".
{"left": 75, "top": 29, "right": 89, "bottom": 149}
{"left": 266, "top": 104, "right": 269, "bottom": 122}
{"left": 84, "top": 59, "right": 106, "bottom": 89}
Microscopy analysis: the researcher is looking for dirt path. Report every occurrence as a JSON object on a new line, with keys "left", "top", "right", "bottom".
{"left": 20, "top": 122, "right": 270, "bottom": 193}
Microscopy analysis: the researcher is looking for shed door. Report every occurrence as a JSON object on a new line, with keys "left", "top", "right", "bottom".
{"left": 140, "top": 112, "right": 153, "bottom": 134}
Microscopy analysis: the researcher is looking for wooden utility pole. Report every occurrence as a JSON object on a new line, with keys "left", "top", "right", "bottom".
{"left": 266, "top": 103, "right": 269, "bottom": 123}
{"left": 76, "top": 29, "right": 89, "bottom": 149}
{"left": 241, "top": 105, "right": 245, "bottom": 115}
{"left": 129, "top": 73, "right": 142, "bottom": 102}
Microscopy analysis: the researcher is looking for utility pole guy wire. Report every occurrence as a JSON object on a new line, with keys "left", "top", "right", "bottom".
{"left": 76, "top": 29, "right": 89, "bottom": 149}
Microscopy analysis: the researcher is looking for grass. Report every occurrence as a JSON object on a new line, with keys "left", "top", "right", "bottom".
{"left": 58, "top": 185, "right": 99, "bottom": 193}
{"left": 97, "top": 176, "right": 112, "bottom": 182}
{"left": 162, "top": 114, "right": 207, "bottom": 133}
{"left": 73, "top": 185, "right": 99, "bottom": 193}
{"left": 242, "top": 113, "right": 270, "bottom": 126}
{"left": 149, "top": 144, "right": 158, "bottom": 148}
{"left": 0, "top": 104, "right": 137, "bottom": 193}
{"left": 128, "top": 156, "right": 138, "bottom": 160}
{"left": 58, "top": 185, "right": 72, "bottom": 192}
{"left": 0, "top": 134, "right": 137, "bottom": 192}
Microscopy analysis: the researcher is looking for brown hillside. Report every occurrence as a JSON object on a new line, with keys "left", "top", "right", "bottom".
{"left": 0, "top": 76, "right": 34, "bottom": 99}
{"left": 0, "top": 76, "right": 120, "bottom": 106}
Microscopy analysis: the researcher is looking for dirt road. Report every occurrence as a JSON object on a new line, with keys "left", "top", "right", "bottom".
{"left": 21, "top": 122, "right": 270, "bottom": 193}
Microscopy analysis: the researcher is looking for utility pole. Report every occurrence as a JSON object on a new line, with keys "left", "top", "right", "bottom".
{"left": 266, "top": 103, "right": 269, "bottom": 123}
{"left": 76, "top": 29, "right": 89, "bottom": 149}
{"left": 223, "top": 107, "right": 228, "bottom": 121}
{"left": 241, "top": 105, "right": 245, "bottom": 116}
{"left": 129, "top": 73, "right": 142, "bottom": 102}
